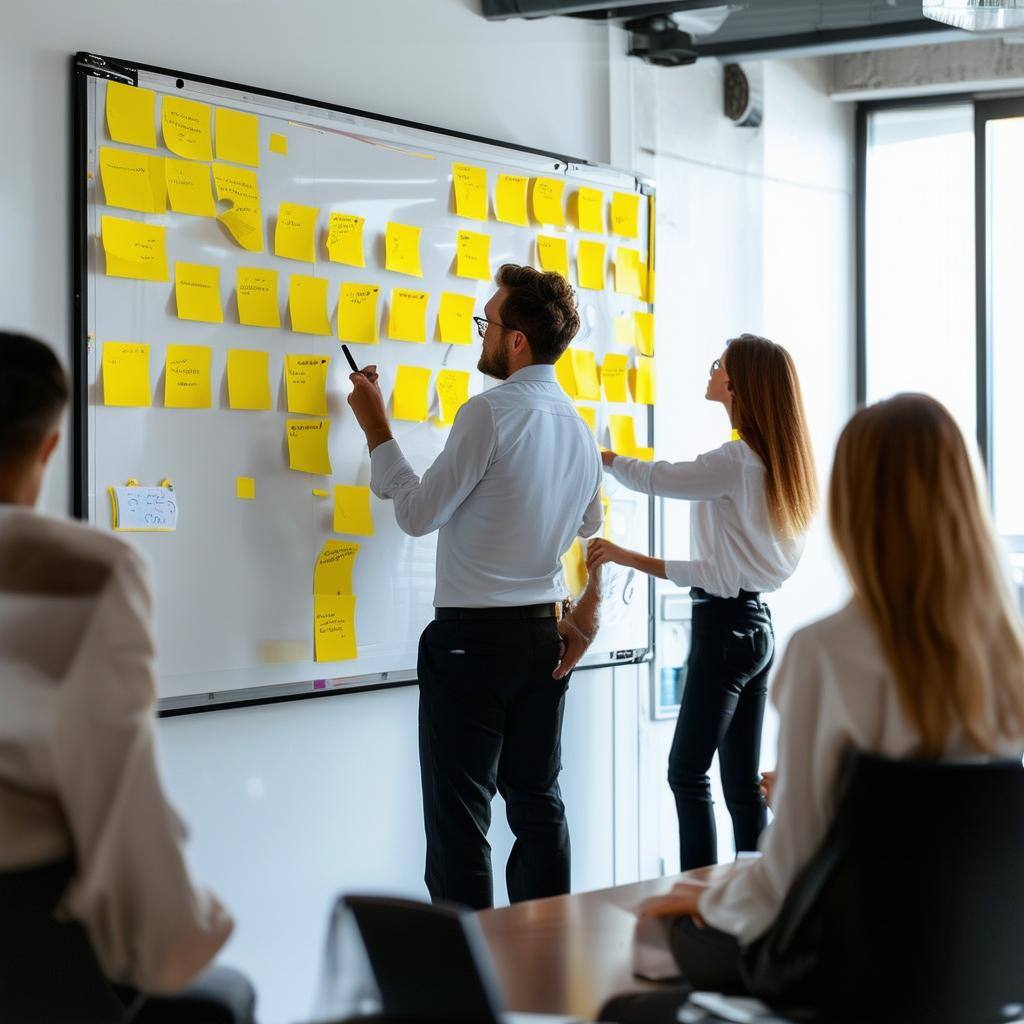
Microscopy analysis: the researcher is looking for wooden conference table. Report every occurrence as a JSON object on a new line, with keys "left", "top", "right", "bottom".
{"left": 476, "top": 865, "right": 738, "bottom": 1021}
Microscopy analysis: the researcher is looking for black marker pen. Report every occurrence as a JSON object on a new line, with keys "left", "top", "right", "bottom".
{"left": 340, "top": 344, "right": 363, "bottom": 376}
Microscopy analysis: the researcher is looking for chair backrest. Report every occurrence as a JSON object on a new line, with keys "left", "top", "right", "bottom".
{"left": 0, "top": 858, "right": 126, "bottom": 1023}
{"left": 343, "top": 895, "right": 505, "bottom": 1024}
{"left": 748, "top": 754, "right": 1024, "bottom": 1024}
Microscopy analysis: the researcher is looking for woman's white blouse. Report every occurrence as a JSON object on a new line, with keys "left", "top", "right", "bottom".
{"left": 698, "top": 600, "right": 1024, "bottom": 945}
{"left": 610, "top": 439, "right": 803, "bottom": 597}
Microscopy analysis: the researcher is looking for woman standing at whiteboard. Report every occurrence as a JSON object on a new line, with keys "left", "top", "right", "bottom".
{"left": 587, "top": 334, "right": 817, "bottom": 870}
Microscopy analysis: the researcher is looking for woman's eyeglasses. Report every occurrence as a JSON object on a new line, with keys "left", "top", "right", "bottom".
{"left": 709, "top": 358, "right": 722, "bottom": 376}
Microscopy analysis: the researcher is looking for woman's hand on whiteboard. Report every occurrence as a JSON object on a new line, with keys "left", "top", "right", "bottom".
{"left": 601, "top": 449, "right": 618, "bottom": 469}
{"left": 586, "top": 538, "right": 629, "bottom": 572}
{"left": 347, "top": 366, "right": 392, "bottom": 451}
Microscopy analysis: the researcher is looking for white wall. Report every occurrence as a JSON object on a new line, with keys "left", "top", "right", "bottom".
{"left": 628, "top": 56, "right": 855, "bottom": 878}
{"left": 2, "top": 5, "right": 632, "bottom": 1022}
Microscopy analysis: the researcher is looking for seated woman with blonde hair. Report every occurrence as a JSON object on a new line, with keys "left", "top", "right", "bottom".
{"left": 641, "top": 392, "right": 1024, "bottom": 989}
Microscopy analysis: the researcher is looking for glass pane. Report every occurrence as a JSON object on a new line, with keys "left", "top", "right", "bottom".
{"left": 987, "top": 115, "right": 1024, "bottom": 541}
{"left": 864, "top": 105, "right": 976, "bottom": 440}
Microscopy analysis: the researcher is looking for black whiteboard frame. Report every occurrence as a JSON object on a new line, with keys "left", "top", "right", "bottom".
{"left": 71, "top": 51, "right": 656, "bottom": 716}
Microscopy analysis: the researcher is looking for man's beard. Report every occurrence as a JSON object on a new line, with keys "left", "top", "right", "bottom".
{"left": 477, "top": 344, "right": 511, "bottom": 381}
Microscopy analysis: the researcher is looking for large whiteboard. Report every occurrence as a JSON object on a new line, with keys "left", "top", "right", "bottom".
{"left": 73, "top": 54, "right": 655, "bottom": 713}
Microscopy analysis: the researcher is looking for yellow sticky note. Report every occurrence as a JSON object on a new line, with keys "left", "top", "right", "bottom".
{"left": 165, "top": 158, "right": 216, "bottom": 217}
{"left": 633, "top": 355, "right": 656, "bottom": 405}
{"left": 456, "top": 230, "right": 491, "bottom": 281}
{"left": 570, "top": 349, "right": 600, "bottom": 401}
{"left": 106, "top": 82, "right": 156, "bottom": 149}
{"left": 338, "top": 283, "right": 380, "bottom": 344}
{"left": 289, "top": 275, "right": 331, "bottom": 336}
{"left": 611, "top": 191, "right": 640, "bottom": 238}
{"left": 213, "top": 163, "right": 264, "bottom": 252}
{"left": 162, "top": 95, "right": 212, "bottom": 162}
{"left": 634, "top": 311, "right": 655, "bottom": 356}
{"left": 102, "top": 342, "right": 151, "bottom": 407}
{"left": 574, "top": 187, "right": 604, "bottom": 234}
{"left": 452, "top": 163, "right": 488, "bottom": 221}
{"left": 99, "top": 148, "right": 166, "bottom": 214}
{"left": 215, "top": 108, "right": 259, "bottom": 167}
{"left": 555, "top": 350, "right": 577, "bottom": 398}
{"left": 269, "top": 132, "right": 288, "bottom": 155}
{"left": 275, "top": 202, "right": 318, "bottom": 263}
{"left": 609, "top": 414, "right": 640, "bottom": 456}
{"left": 389, "top": 288, "right": 429, "bottom": 344}
{"left": 285, "top": 354, "right": 330, "bottom": 416}
{"left": 237, "top": 267, "right": 281, "bottom": 328}
{"left": 436, "top": 369, "right": 470, "bottom": 426}
{"left": 175, "top": 262, "right": 223, "bottom": 324}
{"left": 314, "top": 593, "right": 358, "bottom": 662}
{"left": 495, "top": 174, "right": 529, "bottom": 226}
{"left": 236, "top": 477, "right": 256, "bottom": 500}
{"left": 333, "top": 485, "right": 374, "bottom": 537}
{"left": 561, "top": 539, "right": 588, "bottom": 600}
{"left": 101, "top": 215, "right": 168, "bottom": 282}
{"left": 385, "top": 222, "right": 423, "bottom": 277}
{"left": 287, "top": 418, "right": 332, "bottom": 475}
{"left": 164, "top": 345, "right": 212, "bottom": 409}
{"left": 602, "top": 353, "right": 630, "bottom": 403}
{"left": 577, "top": 240, "right": 606, "bottom": 291}
{"left": 614, "top": 315, "right": 637, "bottom": 349}
{"left": 314, "top": 540, "right": 360, "bottom": 595}
{"left": 226, "top": 349, "right": 272, "bottom": 411}
{"left": 531, "top": 177, "right": 566, "bottom": 227}
{"left": 327, "top": 213, "right": 366, "bottom": 267}
{"left": 438, "top": 292, "right": 475, "bottom": 345}
{"left": 393, "top": 365, "right": 432, "bottom": 422}
{"left": 615, "top": 247, "right": 643, "bottom": 297}
{"left": 576, "top": 405, "right": 597, "bottom": 435}
{"left": 640, "top": 263, "right": 655, "bottom": 304}
{"left": 537, "top": 235, "right": 568, "bottom": 278}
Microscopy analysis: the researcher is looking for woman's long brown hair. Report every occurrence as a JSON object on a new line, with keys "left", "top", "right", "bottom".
{"left": 830, "top": 394, "right": 1024, "bottom": 757}
{"left": 724, "top": 334, "right": 818, "bottom": 538}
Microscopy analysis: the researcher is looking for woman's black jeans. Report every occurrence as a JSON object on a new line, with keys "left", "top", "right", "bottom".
{"left": 669, "top": 587, "right": 774, "bottom": 870}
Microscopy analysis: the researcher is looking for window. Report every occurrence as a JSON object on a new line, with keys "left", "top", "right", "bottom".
{"left": 862, "top": 104, "right": 976, "bottom": 439}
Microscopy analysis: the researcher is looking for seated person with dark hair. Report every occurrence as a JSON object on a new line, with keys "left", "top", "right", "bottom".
{"left": 0, "top": 332, "right": 250, "bottom": 1021}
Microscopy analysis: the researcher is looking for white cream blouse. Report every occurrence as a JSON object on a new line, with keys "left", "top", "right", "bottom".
{"left": 0, "top": 506, "right": 232, "bottom": 993}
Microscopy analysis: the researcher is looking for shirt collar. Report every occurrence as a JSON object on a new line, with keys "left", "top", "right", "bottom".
{"left": 503, "top": 364, "right": 558, "bottom": 385}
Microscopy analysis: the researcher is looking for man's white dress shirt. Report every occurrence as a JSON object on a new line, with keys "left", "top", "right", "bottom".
{"left": 370, "top": 363, "right": 603, "bottom": 608}
{"left": 610, "top": 439, "right": 803, "bottom": 598}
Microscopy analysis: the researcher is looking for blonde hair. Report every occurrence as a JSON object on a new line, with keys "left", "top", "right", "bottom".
{"left": 725, "top": 334, "right": 818, "bottom": 538}
{"left": 829, "top": 393, "right": 1024, "bottom": 757}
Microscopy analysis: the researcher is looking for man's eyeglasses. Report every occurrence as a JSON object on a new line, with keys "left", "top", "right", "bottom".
{"left": 473, "top": 316, "right": 512, "bottom": 339}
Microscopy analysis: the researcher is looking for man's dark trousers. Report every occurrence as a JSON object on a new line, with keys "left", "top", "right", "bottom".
{"left": 417, "top": 612, "right": 572, "bottom": 910}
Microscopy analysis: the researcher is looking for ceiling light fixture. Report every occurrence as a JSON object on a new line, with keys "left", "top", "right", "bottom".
{"left": 923, "top": 0, "right": 1024, "bottom": 30}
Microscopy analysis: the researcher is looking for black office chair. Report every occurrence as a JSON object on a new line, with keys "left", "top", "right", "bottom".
{"left": 603, "top": 754, "right": 1024, "bottom": 1024}
{"left": 0, "top": 858, "right": 257, "bottom": 1023}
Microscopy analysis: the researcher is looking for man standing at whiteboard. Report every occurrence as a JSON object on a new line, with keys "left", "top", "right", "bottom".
{"left": 347, "top": 264, "right": 603, "bottom": 909}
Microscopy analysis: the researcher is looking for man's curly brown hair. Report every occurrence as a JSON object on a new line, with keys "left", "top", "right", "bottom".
{"left": 495, "top": 264, "right": 580, "bottom": 364}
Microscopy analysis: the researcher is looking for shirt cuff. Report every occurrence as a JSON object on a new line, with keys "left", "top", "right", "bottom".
{"left": 369, "top": 438, "right": 410, "bottom": 497}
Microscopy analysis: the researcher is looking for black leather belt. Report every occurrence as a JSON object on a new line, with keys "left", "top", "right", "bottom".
{"left": 435, "top": 603, "right": 559, "bottom": 621}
